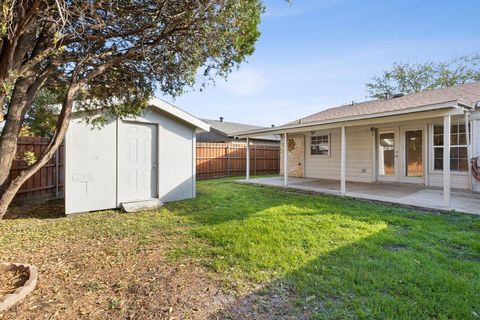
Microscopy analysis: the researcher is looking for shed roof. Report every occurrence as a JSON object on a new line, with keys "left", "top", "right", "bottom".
{"left": 149, "top": 98, "right": 210, "bottom": 132}
{"left": 70, "top": 98, "right": 210, "bottom": 132}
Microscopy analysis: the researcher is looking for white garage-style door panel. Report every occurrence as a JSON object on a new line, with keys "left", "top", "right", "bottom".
{"left": 118, "top": 121, "right": 158, "bottom": 202}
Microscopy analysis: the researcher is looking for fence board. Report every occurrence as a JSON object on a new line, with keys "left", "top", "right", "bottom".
{"left": 7, "top": 137, "right": 64, "bottom": 202}
{"left": 196, "top": 142, "right": 279, "bottom": 179}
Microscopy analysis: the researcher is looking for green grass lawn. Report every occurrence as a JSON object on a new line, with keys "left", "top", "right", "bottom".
{"left": 1, "top": 178, "right": 479, "bottom": 319}
{"left": 168, "top": 179, "right": 480, "bottom": 319}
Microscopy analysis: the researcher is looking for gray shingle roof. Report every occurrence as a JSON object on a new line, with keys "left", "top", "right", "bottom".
{"left": 289, "top": 81, "right": 480, "bottom": 125}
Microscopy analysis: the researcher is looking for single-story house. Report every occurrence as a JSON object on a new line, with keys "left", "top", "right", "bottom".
{"left": 197, "top": 117, "right": 279, "bottom": 145}
{"left": 65, "top": 98, "right": 210, "bottom": 214}
{"left": 235, "top": 82, "right": 480, "bottom": 212}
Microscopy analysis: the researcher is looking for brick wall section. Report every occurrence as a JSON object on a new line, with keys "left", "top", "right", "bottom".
{"left": 279, "top": 134, "right": 305, "bottom": 177}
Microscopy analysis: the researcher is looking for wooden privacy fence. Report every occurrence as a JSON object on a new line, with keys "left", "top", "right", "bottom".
{"left": 8, "top": 136, "right": 64, "bottom": 201}
{"left": 196, "top": 142, "right": 280, "bottom": 179}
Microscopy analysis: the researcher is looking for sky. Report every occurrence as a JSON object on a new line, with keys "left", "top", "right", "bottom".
{"left": 162, "top": 0, "right": 480, "bottom": 127}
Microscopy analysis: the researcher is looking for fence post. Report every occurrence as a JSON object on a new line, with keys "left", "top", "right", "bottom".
{"left": 254, "top": 144, "right": 257, "bottom": 176}
{"left": 226, "top": 143, "right": 230, "bottom": 177}
{"left": 55, "top": 148, "right": 59, "bottom": 198}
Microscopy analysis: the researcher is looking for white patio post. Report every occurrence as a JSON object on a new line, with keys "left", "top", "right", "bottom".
{"left": 443, "top": 115, "right": 451, "bottom": 207}
{"left": 283, "top": 132, "right": 288, "bottom": 186}
{"left": 246, "top": 137, "right": 250, "bottom": 180}
{"left": 465, "top": 112, "right": 473, "bottom": 191}
{"left": 340, "top": 126, "right": 347, "bottom": 195}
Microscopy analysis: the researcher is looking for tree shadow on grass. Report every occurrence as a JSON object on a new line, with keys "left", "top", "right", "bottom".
{"left": 5, "top": 198, "right": 65, "bottom": 219}
{"left": 209, "top": 223, "right": 479, "bottom": 320}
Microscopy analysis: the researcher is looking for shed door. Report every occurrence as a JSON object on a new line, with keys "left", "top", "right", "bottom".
{"left": 118, "top": 122, "right": 157, "bottom": 202}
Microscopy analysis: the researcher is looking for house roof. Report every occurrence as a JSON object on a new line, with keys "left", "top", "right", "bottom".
{"left": 201, "top": 119, "right": 279, "bottom": 141}
{"left": 290, "top": 81, "right": 480, "bottom": 125}
{"left": 236, "top": 82, "right": 480, "bottom": 136}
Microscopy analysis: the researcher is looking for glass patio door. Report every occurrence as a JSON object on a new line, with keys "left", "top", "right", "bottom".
{"left": 402, "top": 128, "right": 425, "bottom": 183}
{"left": 377, "top": 128, "right": 398, "bottom": 181}
{"left": 377, "top": 126, "right": 425, "bottom": 183}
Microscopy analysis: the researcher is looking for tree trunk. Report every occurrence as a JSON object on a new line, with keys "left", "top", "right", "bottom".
{"left": 0, "top": 61, "right": 54, "bottom": 193}
{"left": 0, "top": 82, "right": 79, "bottom": 219}
{"left": 0, "top": 18, "right": 48, "bottom": 191}
{"left": 0, "top": 79, "right": 35, "bottom": 192}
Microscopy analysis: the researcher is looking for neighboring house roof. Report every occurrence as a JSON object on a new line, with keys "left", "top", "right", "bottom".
{"left": 236, "top": 82, "right": 480, "bottom": 137}
{"left": 200, "top": 119, "right": 279, "bottom": 141}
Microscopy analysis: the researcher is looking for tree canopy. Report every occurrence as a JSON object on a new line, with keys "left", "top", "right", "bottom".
{"left": 0, "top": 0, "right": 264, "bottom": 217}
{"left": 366, "top": 55, "right": 480, "bottom": 99}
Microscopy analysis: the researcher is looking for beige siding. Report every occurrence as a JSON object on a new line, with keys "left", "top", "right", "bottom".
{"left": 428, "top": 173, "right": 470, "bottom": 190}
{"left": 305, "top": 128, "right": 341, "bottom": 180}
{"left": 304, "top": 126, "right": 373, "bottom": 182}
{"left": 346, "top": 126, "right": 375, "bottom": 182}
{"left": 294, "top": 114, "right": 475, "bottom": 190}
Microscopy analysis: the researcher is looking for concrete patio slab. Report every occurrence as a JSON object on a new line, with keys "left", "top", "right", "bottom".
{"left": 238, "top": 176, "right": 480, "bottom": 215}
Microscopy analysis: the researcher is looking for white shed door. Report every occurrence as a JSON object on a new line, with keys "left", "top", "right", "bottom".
{"left": 118, "top": 122, "right": 157, "bottom": 202}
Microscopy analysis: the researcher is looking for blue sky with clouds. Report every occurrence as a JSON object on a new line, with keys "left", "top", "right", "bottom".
{"left": 162, "top": 0, "right": 480, "bottom": 126}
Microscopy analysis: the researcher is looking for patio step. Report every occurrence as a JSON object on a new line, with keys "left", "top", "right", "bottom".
{"left": 120, "top": 199, "right": 164, "bottom": 213}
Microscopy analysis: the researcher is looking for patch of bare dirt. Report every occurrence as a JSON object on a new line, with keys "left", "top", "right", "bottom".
{"left": 0, "top": 231, "right": 236, "bottom": 319}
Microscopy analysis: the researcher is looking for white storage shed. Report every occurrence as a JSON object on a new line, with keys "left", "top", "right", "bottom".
{"left": 65, "top": 98, "right": 210, "bottom": 214}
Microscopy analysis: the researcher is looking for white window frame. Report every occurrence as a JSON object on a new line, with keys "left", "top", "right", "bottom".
{"left": 429, "top": 121, "right": 469, "bottom": 175}
{"left": 310, "top": 133, "right": 331, "bottom": 156}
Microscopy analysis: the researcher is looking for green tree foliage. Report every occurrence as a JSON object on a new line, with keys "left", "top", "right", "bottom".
{"left": 23, "top": 89, "right": 63, "bottom": 137}
{"left": 366, "top": 55, "right": 480, "bottom": 99}
{"left": 0, "top": 0, "right": 264, "bottom": 217}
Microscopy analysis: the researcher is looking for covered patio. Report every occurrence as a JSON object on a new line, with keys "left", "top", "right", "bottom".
{"left": 234, "top": 87, "right": 480, "bottom": 215}
{"left": 239, "top": 176, "right": 480, "bottom": 215}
